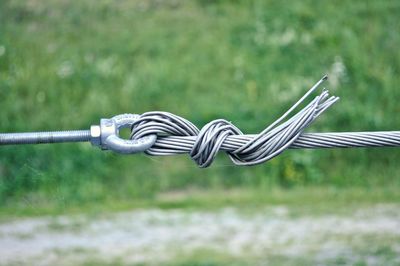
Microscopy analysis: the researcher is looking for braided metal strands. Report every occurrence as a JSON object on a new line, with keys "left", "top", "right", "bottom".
{"left": 130, "top": 75, "right": 342, "bottom": 167}
{"left": 290, "top": 131, "right": 400, "bottom": 149}
{"left": 149, "top": 131, "right": 400, "bottom": 152}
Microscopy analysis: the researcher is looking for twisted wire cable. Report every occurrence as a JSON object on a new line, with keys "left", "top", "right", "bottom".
{"left": 130, "top": 76, "right": 400, "bottom": 167}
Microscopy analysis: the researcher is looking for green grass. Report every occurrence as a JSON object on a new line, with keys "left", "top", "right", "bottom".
{"left": 0, "top": 0, "right": 400, "bottom": 213}
{"left": 1, "top": 186, "right": 399, "bottom": 218}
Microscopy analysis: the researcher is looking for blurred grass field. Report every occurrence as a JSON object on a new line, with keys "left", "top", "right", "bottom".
{"left": 0, "top": 0, "right": 400, "bottom": 215}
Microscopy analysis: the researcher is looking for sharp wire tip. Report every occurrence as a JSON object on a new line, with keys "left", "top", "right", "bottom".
{"left": 322, "top": 74, "right": 328, "bottom": 81}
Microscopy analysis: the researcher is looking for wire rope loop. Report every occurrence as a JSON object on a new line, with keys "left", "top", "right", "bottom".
{"left": 129, "top": 76, "right": 339, "bottom": 167}
{"left": 127, "top": 75, "right": 400, "bottom": 167}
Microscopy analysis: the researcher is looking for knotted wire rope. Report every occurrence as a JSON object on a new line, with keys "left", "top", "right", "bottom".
{"left": 1, "top": 75, "right": 399, "bottom": 166}
{"left": 130, "top": 75, "right": 400, "bottom": 167}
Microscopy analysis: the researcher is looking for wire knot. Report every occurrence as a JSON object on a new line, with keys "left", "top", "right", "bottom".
{"left": 190, "top": 119, "right": 242, "bottom": 167}
{"left": 130, "top": 76, "right": 340, "bottom": 167}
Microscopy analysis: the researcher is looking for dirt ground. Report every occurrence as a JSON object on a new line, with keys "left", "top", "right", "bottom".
{"left": 1, "top": 204, "right": 400, "bottom": 265}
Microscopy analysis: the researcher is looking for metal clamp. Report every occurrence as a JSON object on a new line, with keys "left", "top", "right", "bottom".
{"left": 91, "top": 114, "right": 156, "bottom": 154}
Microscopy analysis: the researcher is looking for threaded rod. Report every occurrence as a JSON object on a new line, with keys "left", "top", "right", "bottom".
{"left": 0, "top": 130, "right": 91, "bottom": 145}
